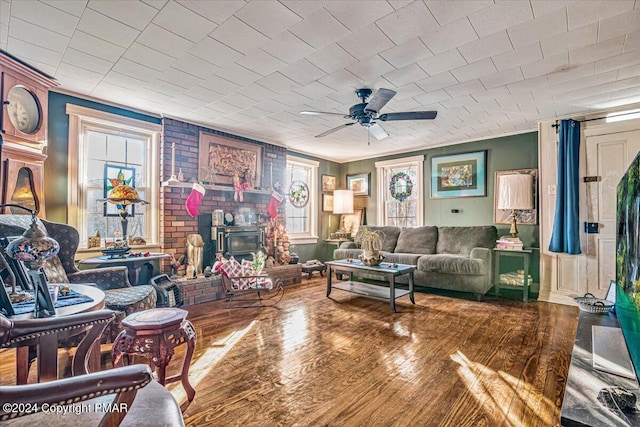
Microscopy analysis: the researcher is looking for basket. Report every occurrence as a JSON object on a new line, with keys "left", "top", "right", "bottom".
{"left": 573, "top": 293, "right": 614, "bottom": 314}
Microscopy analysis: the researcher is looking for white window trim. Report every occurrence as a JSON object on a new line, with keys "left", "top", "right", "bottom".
{"left": 286, "top": 155, "right": 319, "bottom": 244}
{"left": 66, "top": 104, "right": 161, "bottom": 249}
{"left": 375, "top": 155, "right": 424, "bottom": 227}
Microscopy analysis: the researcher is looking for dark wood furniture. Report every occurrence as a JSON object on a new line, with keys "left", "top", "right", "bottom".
{"left": 0, "top": 310, "right": 184, "bottom": 426}
{"left": 112, "top": 307, "right": 197, "bottom": 402}
{"left": 325, "top": 260, "right": 415, "bottom": 313}
{"left": 8, "top": 283, "right": 105, "bottom": 384}
{"left": 0, "top": 51, "right": 57, "bottom": 217}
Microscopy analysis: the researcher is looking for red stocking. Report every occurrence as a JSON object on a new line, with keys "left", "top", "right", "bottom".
{"left": 185, "top": 183, "right": 205, "bottom": 217}
{"left": 267, "top": 191, "right": 284, "bottom": 219}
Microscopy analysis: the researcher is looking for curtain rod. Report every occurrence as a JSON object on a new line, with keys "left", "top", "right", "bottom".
{"left": 551, "top": 110, "right": 640, "bottom": 127}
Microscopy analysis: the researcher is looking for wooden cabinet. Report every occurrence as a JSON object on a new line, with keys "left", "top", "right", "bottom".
{"left": 0, "top": 51, "right": 57, "bottom": 216}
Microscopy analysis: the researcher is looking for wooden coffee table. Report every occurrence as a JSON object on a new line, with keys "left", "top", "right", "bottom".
{"left": 325, "top": 260, "right": 415, "bottom": 312}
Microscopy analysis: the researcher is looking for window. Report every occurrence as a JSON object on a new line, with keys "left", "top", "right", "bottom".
{"left": 285, "top": 155, "right": 319, "bottom": 244}
{"left": 67, "top": 104, "right": 161, "bottom": 249}
{"left": 375, "top": 155, "right": 424, "bottom": 227}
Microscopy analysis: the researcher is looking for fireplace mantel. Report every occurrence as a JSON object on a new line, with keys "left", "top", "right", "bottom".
{"left": 161, "top": 181, "right": 272, "bottom": 195}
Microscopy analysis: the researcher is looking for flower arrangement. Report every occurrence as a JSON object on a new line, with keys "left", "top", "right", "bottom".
{"left": 355, "top": 227, "right": 385, "bottom": 266}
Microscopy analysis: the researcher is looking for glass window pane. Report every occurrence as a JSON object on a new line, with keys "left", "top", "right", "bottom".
{"left": 106, "top": 135, "right": 127, "bottom": 163}
{"left": 87, "top": 131, "right": 107, "bottom": 159}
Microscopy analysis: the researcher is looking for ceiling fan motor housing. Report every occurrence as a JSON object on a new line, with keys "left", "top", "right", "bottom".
{"left": 349, "top": 103, "right": 372, "bottom": 124}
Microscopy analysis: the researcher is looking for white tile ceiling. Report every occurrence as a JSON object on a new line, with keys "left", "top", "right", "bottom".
{"left": 2, "top": 0, "right": 640, "bottom": 162}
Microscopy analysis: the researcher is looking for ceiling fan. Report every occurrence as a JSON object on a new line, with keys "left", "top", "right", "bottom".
{"left": 300, "top": 88, "right": 437, "bottom": 140}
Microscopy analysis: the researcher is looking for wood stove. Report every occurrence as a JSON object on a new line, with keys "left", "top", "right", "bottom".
{"left": 198, "top": 214, "right": 265, "bottom": 264}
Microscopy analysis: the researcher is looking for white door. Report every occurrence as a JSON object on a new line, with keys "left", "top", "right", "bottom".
{"left": 585, "top": 130, "right": 640, "bottom": 297}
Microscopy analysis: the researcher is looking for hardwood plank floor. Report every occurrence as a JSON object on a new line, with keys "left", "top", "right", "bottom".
{"left": 174, "top": 277, "right": 578, "bottom": 426}
{"left": 0, "top": 277, "right": 578, "bottom": 426}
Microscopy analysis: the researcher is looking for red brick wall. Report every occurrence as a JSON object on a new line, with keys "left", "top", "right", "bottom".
{"left": 160, "top": 118, "right": 286, "bottom": 269}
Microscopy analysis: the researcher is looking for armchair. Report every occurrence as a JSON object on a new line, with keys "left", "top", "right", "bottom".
{"left": 0, "top": 311, "right": 185, "bottom": 426}
{"left": 0, "top": 215, "right": 157, "bottom": 343}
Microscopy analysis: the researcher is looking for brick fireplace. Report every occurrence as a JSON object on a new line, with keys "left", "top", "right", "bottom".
{"left": 160, "top": 118, "right": 286, "bottom": 271}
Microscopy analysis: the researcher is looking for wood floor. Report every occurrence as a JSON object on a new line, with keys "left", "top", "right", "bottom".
{"left": 0, "top": 277, "right": 579, "bottom": 426}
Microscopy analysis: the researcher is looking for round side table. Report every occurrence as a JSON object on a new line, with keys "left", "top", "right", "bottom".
{"left": 111, "top": 307, "right": 196, "bottom": 402}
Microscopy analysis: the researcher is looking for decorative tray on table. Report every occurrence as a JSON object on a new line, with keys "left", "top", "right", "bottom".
{"left": 101, "top": 247, "right": 131, "bottom": 258}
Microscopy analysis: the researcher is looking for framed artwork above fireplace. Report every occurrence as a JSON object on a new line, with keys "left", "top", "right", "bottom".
{"left": 198, "top": 132, "right": 262, "bottom": 188}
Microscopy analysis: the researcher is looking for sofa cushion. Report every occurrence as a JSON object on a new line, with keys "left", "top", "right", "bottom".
{"left": 418, "top": 254, "right": 486, "bottom": 275}
{"left": 363, "top": 226, "right": 402, "bottom": 252}
{"left": 436, "top": 226, "right": 498, "bottom": 256}
{"left": 394, "top": 226, "right": 437, "bottom": 254}
{"left": 382, "top": 252, "right": 421, "bottom": 266}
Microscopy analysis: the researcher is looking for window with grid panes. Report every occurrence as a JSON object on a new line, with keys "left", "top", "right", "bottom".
{"left": 67, "top": 104, "right": 160, "bottom": 249}
{"left": 375, "top": 156, "right": 424, "bottom": 227}
{"left": 285, "top": 156, "right": 318, "bottom": 244}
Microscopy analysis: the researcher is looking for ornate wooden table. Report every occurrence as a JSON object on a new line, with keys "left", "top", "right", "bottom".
{"left": 112, "top": 307, "right": 197, "bottom": 402}
{"left": 9, "top": 283, "right": 105, "bottom": 383}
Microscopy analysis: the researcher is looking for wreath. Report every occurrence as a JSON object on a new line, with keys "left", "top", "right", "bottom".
{"left": 288, "top": 181, "right": 309, "bottom": 208}
{"left": 389, "top": 172, "right": 413, "bottom": 202}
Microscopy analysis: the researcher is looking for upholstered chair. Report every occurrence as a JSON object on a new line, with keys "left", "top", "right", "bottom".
{"left": 0, "top": 311, "right": 185, "bottom": 426}
{"left": 0, "top": 215, "right": 157, "bottom": 342}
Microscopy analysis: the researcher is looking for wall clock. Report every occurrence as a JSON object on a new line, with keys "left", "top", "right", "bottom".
{"left": 5, "top": 85, "right": 41, "bottom": 135}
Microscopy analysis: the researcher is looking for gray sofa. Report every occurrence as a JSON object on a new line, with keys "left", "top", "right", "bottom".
{"left": 333, "top": 225, "right": 498, "bottom": 297}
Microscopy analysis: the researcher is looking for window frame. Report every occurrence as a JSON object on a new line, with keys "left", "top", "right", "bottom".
{"left": 285, "top": 155, "right": 319, "bottom": 244}
{"left": 375, "top": 155, "right": 425, "bottom": 227}
{"left": 66, "top": 104, "right": 161, "bottom": 252}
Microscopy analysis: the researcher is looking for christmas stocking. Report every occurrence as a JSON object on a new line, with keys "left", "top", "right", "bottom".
{"left": 267, "top": 191, "right": 284, "bottom": 219}
{"left": 185, "top": 183, "right": 206, "bottom": 217}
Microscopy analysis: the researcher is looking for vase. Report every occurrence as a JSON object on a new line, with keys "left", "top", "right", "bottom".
{"left": 359, "top": 245, "right": 385, "bottom": 267}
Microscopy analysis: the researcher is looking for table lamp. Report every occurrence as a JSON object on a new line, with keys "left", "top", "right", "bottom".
{"left": 332, "top": 189, "right": 354, "bottom": 238}
{"left": 99, "top": 184, "right": 148, "bottom": 244}
{"left": 497, "top": 174, "right": 533, "bottom": 240}
{"left": 0, "top": 204, "right": 59, "bottom": 317}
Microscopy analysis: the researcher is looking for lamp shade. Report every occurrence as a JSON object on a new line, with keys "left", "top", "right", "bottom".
{"left": 498, "top": 174, "right": 533, "bottom": 210}
{"left": 5, "top": 218, "right": 59, "bottom": 270}
{"left": 100, "top": 184, "right": 147, "bottom": 205}
{"left": 333, "top": 189, "right": 354, "bottom": 214}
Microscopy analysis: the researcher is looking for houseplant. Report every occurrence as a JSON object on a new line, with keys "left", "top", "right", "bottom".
{"left": 355, "top": 227, "right": 385, "bottom": 266}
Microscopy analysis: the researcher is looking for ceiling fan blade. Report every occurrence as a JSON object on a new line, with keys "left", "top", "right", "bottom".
{"left": 315, "top": 122, "right": 355, "bottom": 138}
{"left": 367, "top": 123, "right": 388, "bottom": 140}
{"left": 300, "top": 110, "right": 348, "bottom": 117}
{"left": 378, "top": 111, "right": 438, "bottom": 121}
{"left": 364, "top": 88, "right": 397, "bottom": 114}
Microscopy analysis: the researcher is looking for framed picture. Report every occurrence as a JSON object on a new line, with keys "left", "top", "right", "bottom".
{"left": 431, "top": 150, "right": 487, "bottom": 199}
{"left": 198, "top": 131, "right": 262, "bottom": 188}
{"left": 346, "top": 172, "right": 370, "bottom": 197}
{"left": 321, "top": 174, "right": 336, "bottom": 192}
{"left": 104, "top": 164, "right": 136, "bottom": 217}
{"left": 493, "top": 168, "right": 538, "bottom": 225}
{"left": 322, "top": 194, "right": 334, "bottom": 212}
{"left": 339, "top": 208, "right": 366, "bottom": 238}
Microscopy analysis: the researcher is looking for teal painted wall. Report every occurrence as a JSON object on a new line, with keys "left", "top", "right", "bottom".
{"left": 287, "top": 150, "right": 341, "bottom": 263}
{"left": 45, "top": 92, "right": 160, "bottom": 223}
{"left": 343, "top": 132, "right": 539, "bottom": 248}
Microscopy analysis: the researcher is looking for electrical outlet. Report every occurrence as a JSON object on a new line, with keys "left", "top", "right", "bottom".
{"left": 549, "top": 185, "right": 556, "bottom": 195}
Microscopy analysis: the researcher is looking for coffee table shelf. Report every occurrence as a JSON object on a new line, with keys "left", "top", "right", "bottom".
{"left": 332, "top": 281, "right": 412, "bottom": 300}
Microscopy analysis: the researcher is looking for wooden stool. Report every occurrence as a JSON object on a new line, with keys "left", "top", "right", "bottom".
{"left": 112, "top": 307, "right": 196, "bottom": 402}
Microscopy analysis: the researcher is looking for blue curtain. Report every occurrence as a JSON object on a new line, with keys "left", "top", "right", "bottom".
{"left": 549, "top": 119, "right": 581, "bottom": 254}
